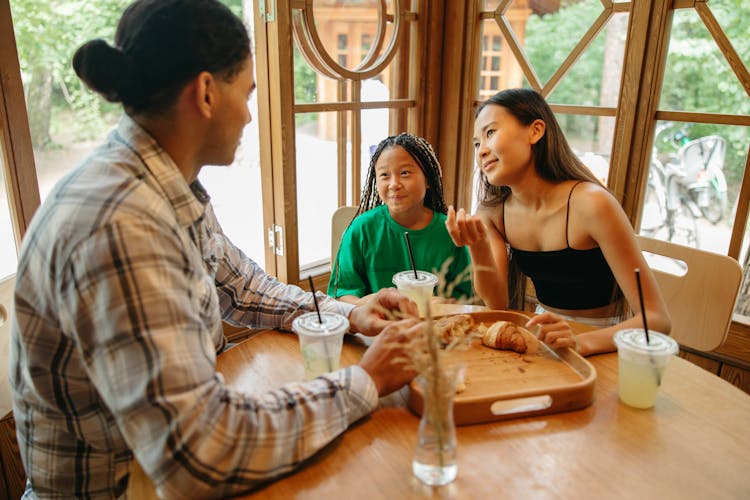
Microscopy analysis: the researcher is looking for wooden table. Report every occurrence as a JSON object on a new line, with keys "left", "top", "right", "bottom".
{"left": 218, "top": 309, "right": 750, "bottom": 499}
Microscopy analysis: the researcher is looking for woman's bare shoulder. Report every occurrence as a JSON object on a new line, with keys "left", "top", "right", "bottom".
{"left": 476, "top": 203, "right": 504, "bottom": 232}
{"left": 571, "top": 181, "right": 622, "bottom": 215}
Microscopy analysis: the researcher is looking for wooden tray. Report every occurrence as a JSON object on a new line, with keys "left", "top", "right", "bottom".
{"left": 407, "top": 310, "right": 597, "bottom": 425}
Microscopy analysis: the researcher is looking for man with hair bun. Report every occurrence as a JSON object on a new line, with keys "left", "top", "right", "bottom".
{"left": 10, "top": 0, "right": 419, "bottom": 497}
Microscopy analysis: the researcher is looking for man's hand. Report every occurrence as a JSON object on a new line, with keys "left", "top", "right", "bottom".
{"left": 358, "top": 319, "right": 420, "bottom": 396}
{"left": 348, "top": 288, "right": 418, "bottom": 336}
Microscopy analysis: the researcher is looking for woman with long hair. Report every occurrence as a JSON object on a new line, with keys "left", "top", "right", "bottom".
{"left": 447, "top": 88, "right": 670, "bottom": 356}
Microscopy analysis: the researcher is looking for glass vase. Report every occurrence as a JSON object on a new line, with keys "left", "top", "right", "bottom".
{"left": 412, "top": 365, "right": 462, "bottom": 486}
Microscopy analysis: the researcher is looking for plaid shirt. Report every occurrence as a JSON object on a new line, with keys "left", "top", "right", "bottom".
{"left": 10, "top": 115, "right": 377, "bottom": 499}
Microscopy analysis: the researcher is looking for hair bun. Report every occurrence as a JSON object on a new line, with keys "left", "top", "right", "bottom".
{"left": 72, "top": 39, "right": 140, "bottom": 103}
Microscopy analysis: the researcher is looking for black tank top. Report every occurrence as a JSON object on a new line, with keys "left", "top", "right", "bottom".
{"left": 503, "top": 182, "right": 616, "bottom": 310}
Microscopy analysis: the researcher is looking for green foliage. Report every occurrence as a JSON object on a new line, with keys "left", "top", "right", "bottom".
{"left": 294, "top": 49, "right": 318, "bottom": 104}
{"left": 11, "top": 0, "right": 135, "bottom": 142}
{"left": 294, "top": 48, "right": 318, "bottom": 124}
{"left": 525, "top": 0, "right": 605, "bottom": 143}
{"left": 659, "top": 1, "right": 750, "bottom": 189}
{"left": 10, "top": 0, "right": 244, "bottom": 144}
{"left": 221, "top": 0, "right": 243, "bottom": 18}
{"left": 523, "top": 0, "right": 748, "bottom": 188}
{"left": 9, "top": 0, "right": 749, "bottom": 166}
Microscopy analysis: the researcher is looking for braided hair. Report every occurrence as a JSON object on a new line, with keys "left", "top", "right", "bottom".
{"left": 356, "top": 133, "right": 448, "bottom": 217}
{"left": 331, "top": 133, "right": 448, "bottom": 297}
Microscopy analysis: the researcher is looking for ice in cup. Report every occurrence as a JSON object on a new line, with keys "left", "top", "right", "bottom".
{"left": 392, "top": 270, "right": 439, "bottom": 317}
{"left": 614, "top": 329, "right": 678, "bottom": 409}
{"left": 292, "top": 311, "right": 349, "bottom": 380}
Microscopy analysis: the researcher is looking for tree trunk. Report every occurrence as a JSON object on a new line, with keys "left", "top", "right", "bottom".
{"left": 26, "top": 65, "right": 53, "bottom": 149}
{"left": 598, "top": 13, "right": 627, "bottom": 154}
{"left": 735, "top": 252, "right": 750, "bottom": 316}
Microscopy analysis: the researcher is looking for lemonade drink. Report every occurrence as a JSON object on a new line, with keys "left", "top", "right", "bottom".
{"left": 292, "top": 312, "right": 349, "bottom": 380}
{"left": 301, "top": 343, "right": 341, "bottom": 380}
{"left": 614, "top": 329, "right": 678, "bottom": 409}
{"left": 392, "top": 271, "right": 438, "bottom": 317}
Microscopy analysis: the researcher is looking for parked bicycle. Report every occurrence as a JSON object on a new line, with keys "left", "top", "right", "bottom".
{"left": 679, "top": 134, "right": 728, "bottom": 224}
{"left": 641, "top": 123, "right": 730, "bottom": 246}
{"left": 655, "top": 124, "right": 729, "bottom": 223}
{"left": 642, "top": 153, "right": 700, "bottom": 247}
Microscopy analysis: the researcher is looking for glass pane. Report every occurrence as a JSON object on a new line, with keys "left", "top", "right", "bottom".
{"left": 361, "top": 78, "right": 390, "bottom": 156}
{"left": 294, "top": 43, "right": 337, "bottom": 104}
{"left": 639, "top": 120, "right": 749, "bottom": 254}
{"left": 296, "top": 112, "right": 340, "bottom": 268}
{"left": 0, "top": 153, "right": 19, "bottom": 280}
{"left": 660, "top": 7, "right": 750, "bottom": 115}
{"left": 477, "top": 19, "right": 522, "bottom": 99}
{"left": 198, "top": 92, "right": 265, "bottom": 269}
{"left": 296, "top": 102, "right": 389, "bottom": 271}
{"left": 523, "top": 0, "right": 603, "bottom": 85}
{"left": 311, "top": 0, "right": 394, "bottom": 72}
{"left": 10, "top": 0, "right": 123, "bottom": 203}
{"left": 709, "top": 0, "right": 750, "bottom": 68}
{"left": 11, "top": 1, "right": 264, "bottom": 268}
{"left": 483, "top": 0, "right": 565, "bottom": 14}
{"left": 546, "top": 12, "right": 627, "bottom": 107}
{"left": 564, "top": 115, "right": 616, "bottom": 184}
{"left": 477, "top": 4, "right": 627, "bottom": 110}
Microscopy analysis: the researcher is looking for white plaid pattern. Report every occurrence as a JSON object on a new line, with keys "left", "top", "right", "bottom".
{"left": 10, "top": 115, "right": 375, "bottom": 499}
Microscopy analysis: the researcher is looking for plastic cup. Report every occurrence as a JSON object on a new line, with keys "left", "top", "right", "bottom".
{"left": 614, "top": 329, "right": 678, "bottom": 409}
{"left": 292, "top": 311, "right": 349, "bottom": 380}
{"left": 392, "top": 270, "right": 439, "bottom": 317}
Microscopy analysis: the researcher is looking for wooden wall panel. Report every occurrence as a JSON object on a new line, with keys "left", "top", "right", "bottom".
{"left": 0, "top": 412, "right": 25, "bottom": 500}
{"left": 679, "top": 351, "right": 720, "bottom": 375}
{"left": 719, "top": 364, "right": 750, "bottom": 395}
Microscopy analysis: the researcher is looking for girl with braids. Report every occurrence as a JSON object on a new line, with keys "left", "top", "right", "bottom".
{"left": 329, "top": 133, "right": 471, "bottom": 304}
{"left": 446, "top": 88, "right": 670, "bottom": 356}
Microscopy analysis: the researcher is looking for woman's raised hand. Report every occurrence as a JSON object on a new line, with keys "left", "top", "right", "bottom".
{"left": 446, "top": 206, "right": 487, "bottom": 247}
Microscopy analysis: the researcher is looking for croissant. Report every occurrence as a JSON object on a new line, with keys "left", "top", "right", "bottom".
{"left": 433, "top": 314, "right": 476, "bottom": 346}
{"left": 482, "top": 320, "right": 539, "bottom": 354}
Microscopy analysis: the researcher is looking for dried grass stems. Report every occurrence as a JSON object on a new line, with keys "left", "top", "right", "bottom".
{"left": 397, "top": 308, "right": 466, "bottom": 469}
{"left": 375, "top": 259, "right": 493, "bottom": 468}
{"left": 434, "top": 258, "right": 496, "bottom": 306}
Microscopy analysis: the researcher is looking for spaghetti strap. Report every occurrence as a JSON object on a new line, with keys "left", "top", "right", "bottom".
{"left": 565, "top": 181, "right": 586, "bottom": 248}
{"left": 499, "top": 198, "right": 509, "bottom": 242}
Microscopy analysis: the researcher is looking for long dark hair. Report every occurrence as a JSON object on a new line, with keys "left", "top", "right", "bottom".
{"left": 72, "top": 0, "right": 250, "bottom": 115}
{"left": 475, "top": 89, "right": 620, "bottom": 312}
{"left": 475, "top": 88, "right": 602, "bottom": 209}
{"left": 357, "top": 133, "right": 448, "bottom": 217}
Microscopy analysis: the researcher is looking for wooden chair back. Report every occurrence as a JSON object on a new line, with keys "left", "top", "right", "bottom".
{"left": 636, "top": 236, "right": 742, "bottom": 351}
{"left": 331, "top": 206, "right": 358, "bottom": 262}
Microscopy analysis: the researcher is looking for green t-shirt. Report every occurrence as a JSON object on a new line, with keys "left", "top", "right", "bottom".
{"left": 328, "top": 205, "right": 472, "bottom": 300}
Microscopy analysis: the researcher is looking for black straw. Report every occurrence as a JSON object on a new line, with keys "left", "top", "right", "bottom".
{"left": 404, "top": 232, "right": 419, "bottom": 279}
{"left": 634, "top": 268, "right": 651, "bottom": 344}
{"left": 308, "top": 275, "right": 323, "bottom": 324}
